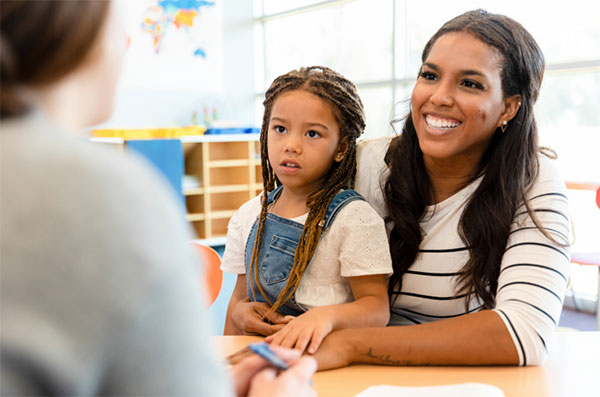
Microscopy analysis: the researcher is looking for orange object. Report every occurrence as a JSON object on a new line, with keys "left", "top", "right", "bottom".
{"left": 192, "top": 242, "right": 223, "bottom": 306}
{"left": 174, "top": 10, "right": 198, "bottom": 28}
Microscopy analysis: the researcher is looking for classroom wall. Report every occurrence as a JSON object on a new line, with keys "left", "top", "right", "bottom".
{"left": 97, "top": 1, "right": 255, "bottom": 129}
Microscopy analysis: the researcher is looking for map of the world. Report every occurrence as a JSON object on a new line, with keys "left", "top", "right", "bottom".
{"left": 142, "top": 0, "right": 215, "bottom": 56}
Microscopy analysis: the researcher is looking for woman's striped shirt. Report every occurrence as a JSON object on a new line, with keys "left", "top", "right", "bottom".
{"left": 355, "top": 137, "right": 571, "bottom": 366}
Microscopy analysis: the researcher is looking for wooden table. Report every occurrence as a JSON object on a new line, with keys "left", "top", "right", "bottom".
{"left": 217, "top": 332, "right": 600, "bottom": 397}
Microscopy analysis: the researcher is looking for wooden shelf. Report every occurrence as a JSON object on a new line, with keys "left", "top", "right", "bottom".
{"left": 184, "top": 187, "right": 204, "bottom": 196}
{"left": 208, "top": 184, "right": 251, "bottom": 193}
{"left": 208, "top": 159, "right": 250, "bottom": 168}
{"left": 90, "top": 132, "right": 262, "bottom": 244}
{"left": 183, "top": 139, "right": 262, "bottom": 240}
{"left": 186, "top": 213, "right": 206, "bottom": 222}
{"left": 210, "top": 210, "right": 238, "bottom": 219}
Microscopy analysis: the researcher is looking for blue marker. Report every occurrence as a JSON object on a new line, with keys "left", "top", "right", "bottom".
{"left": 248, "top": 342, "right": 290, "bottom": 371}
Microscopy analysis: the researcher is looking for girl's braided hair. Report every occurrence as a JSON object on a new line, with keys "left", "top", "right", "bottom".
{"left": 250, "top": 66, "right": 365, "bottom": 313}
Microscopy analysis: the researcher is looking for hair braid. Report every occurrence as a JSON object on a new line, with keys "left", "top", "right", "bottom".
{"left": 249, "top": 66, "right": 365, "bottom": 313}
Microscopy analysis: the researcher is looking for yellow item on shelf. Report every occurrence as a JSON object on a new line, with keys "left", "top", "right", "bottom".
{"left": 91, "top": 126, "right": 207, "bottom": 140}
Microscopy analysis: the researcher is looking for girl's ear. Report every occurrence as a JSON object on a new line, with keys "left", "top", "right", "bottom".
{"left": 335, "top": 137, "right": 349, "bottom": 162}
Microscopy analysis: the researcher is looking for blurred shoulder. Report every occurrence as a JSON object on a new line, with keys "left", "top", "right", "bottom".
{"left": 357, "top": 136, "right": 393, "bottom": 162}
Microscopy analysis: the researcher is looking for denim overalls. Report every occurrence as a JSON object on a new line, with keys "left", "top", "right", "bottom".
{"left": 244, "top": 185, "right": 365, "bottom": 316}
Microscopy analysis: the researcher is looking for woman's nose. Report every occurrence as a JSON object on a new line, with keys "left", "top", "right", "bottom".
{"left": 429, "top": 82, "right": 454, "bottom": 108}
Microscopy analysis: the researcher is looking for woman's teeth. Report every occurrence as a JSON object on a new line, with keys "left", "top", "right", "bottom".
{"left": 426, "top": 115, "right": 461, "bottom": 129}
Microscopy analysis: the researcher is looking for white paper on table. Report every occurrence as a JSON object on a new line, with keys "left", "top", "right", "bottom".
{"left": 354, "top": 382, "right": 505, "bottom": 397}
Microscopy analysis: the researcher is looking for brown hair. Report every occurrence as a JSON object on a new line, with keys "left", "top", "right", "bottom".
{"left": 1, "top": 0, "right": 109, "bottom": 119}
{"left": 251, "top": 66, "right": 365, "bottom": 313}
{"left": 385, "top": 9, "right": 548, "bottom": 309}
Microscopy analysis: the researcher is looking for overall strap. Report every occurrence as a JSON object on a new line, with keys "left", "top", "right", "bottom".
{"left": 320, "top": 189, "right": 365, "bottom": 230}
{"left": 266, "top": 185, "right": 284, "bottom": 206}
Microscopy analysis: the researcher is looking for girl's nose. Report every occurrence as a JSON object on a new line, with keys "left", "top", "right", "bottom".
{"left": 283, "top": 134, "right": 302, "bottom": 154}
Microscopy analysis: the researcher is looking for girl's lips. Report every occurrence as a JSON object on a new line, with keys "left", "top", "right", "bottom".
{"left": 280, "top": 160, "right": 301, "bottom": 174}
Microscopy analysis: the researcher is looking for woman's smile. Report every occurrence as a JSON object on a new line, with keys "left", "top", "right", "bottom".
{"left": 423, "top": 114, "right": 463, "bottom": 136}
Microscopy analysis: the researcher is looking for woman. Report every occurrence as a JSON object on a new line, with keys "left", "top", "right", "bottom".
{"left": 229, "top": 9, "right": 570, "bottom": 369}
{"left": 0, "top": 1, "right": 315, "bottom": 395}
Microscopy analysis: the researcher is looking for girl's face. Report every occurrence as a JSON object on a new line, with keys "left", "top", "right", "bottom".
{"left": 411, "top": 31, "right": 519, "bottom": 171}
{"left": 267, "top": 89, "right": 346, "bottom": 196}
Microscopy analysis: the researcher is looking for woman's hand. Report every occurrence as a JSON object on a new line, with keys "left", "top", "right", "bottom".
{"left": 265, "top": 307, "right": 334, "bottom": 354}
{"left": 232, "top": 298, "right": 291, "bottom": 336}
{"left": 310, "top": 329, "right": 356, "bottom": 370}
{"left": 232, "top": 345, "right": 317, "bottom": 397}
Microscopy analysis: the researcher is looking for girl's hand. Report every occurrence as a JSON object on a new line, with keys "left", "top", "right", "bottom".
{"left": 265, "top": 307, "right": 334, "bottom": 354}
{"left": 232, "top": 299, "right": 292, "bottom": 336}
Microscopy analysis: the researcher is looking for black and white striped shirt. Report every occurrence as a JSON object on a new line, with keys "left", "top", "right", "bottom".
{"left": 356, "top": 137, "right": 571, "bottom": 366}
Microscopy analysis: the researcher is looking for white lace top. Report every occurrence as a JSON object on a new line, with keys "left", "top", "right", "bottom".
{"left": 221, "top": 195, "right": 393, "bottom": 309}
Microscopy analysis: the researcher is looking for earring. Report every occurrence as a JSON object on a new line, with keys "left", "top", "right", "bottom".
{"left": 335, "top": 153, "right": 344, "bottom": 161}
{"left": 501, "top": 120, "right": 508, "bottom": 133}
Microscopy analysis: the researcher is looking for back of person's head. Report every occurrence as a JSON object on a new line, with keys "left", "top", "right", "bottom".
{"left": 251, "top": 66, "right": 365, "bottom": 313}
{"left": 0, "top": 0, "right": 110, "bottom": 119}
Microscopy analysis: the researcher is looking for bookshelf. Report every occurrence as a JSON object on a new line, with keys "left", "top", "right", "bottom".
{"left": 91, "top": 133, "right": 262, "bottom": 244}
{"left": 182, "top": 134, "right": 262, "bottom": 240}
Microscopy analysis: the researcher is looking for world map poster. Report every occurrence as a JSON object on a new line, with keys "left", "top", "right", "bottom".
{"left": 119, "top": 0, "right": 224, "bottom": 93}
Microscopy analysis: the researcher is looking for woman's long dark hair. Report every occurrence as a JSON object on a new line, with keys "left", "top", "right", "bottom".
{"left": 385, "top": 9, "right": 546, "bottom": 309}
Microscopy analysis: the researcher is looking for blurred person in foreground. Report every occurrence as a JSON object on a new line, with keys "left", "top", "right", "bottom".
{"left": 0, "top": 1, "right": 316, "bottom": 396}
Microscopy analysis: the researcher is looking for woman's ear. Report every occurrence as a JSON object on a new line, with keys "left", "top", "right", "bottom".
{"left": 335, "top": 137, "right": 349, "bottom": 162}
{"left": 497, "top": 94, "right": 522, "bottom": 129}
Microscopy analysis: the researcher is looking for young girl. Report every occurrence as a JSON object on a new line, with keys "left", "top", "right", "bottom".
{"left": 222, "top": 66, "right": 392, "bottom": 354}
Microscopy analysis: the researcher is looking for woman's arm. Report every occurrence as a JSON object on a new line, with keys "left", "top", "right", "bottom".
{"left": 314, "top": 159, "right": 571, "bottom": 370}
{"left": 314, "top": 309, "right": 518, "bottom": 370}
{"left": 266, "top": 274, "right": 389, "bottom": 353}
{"left": 492, "top": 158, "right": 571, "bottom": 365}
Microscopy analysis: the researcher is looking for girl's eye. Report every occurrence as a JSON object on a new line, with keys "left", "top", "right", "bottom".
{"left": 462, "top": 80, "right": 484, "bottom": 90}
{"left": 419, "top": 71, "right": 437, "bottom": 81}
{"left": 274, "top": 125, "right": 286, "bottom": 133}
{"left": 306, "top": 130, "right": 320, "bottom": 138}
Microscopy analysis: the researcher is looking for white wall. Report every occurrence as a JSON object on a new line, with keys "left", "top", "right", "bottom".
{"left": 97, "top": 0, "right": 256, "bottom": 129}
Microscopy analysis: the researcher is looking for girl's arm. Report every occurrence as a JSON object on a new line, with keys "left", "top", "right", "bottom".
{"left": 266, "top": 274, "right": 389, "bottom": 353}
{"left": 314, "top": 309, "right": 518, "bottom": 370}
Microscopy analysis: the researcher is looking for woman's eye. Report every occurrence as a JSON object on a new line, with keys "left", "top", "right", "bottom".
{"left": 462, "top": 80, "right": 484, "bottom": 90}
{"left": 274, "top": 125, "right": 286, "bottom": 133}
{"left": 419, "top": 71, "right": 437, "bottom": 80}
{"left": 306, "top": 130, "right": 320, "bottom": 138}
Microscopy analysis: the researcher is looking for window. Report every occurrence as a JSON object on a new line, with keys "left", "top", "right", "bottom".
{"left": 253, "top": 0, "right": 600, "bottom": 296}
{"left": 254, "top": 0, "right": 600, "bottom": 143}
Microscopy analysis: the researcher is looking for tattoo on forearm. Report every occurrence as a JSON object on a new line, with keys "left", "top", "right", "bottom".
{"left": 360, "top": 347, "right": 415, "bottom": 366}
